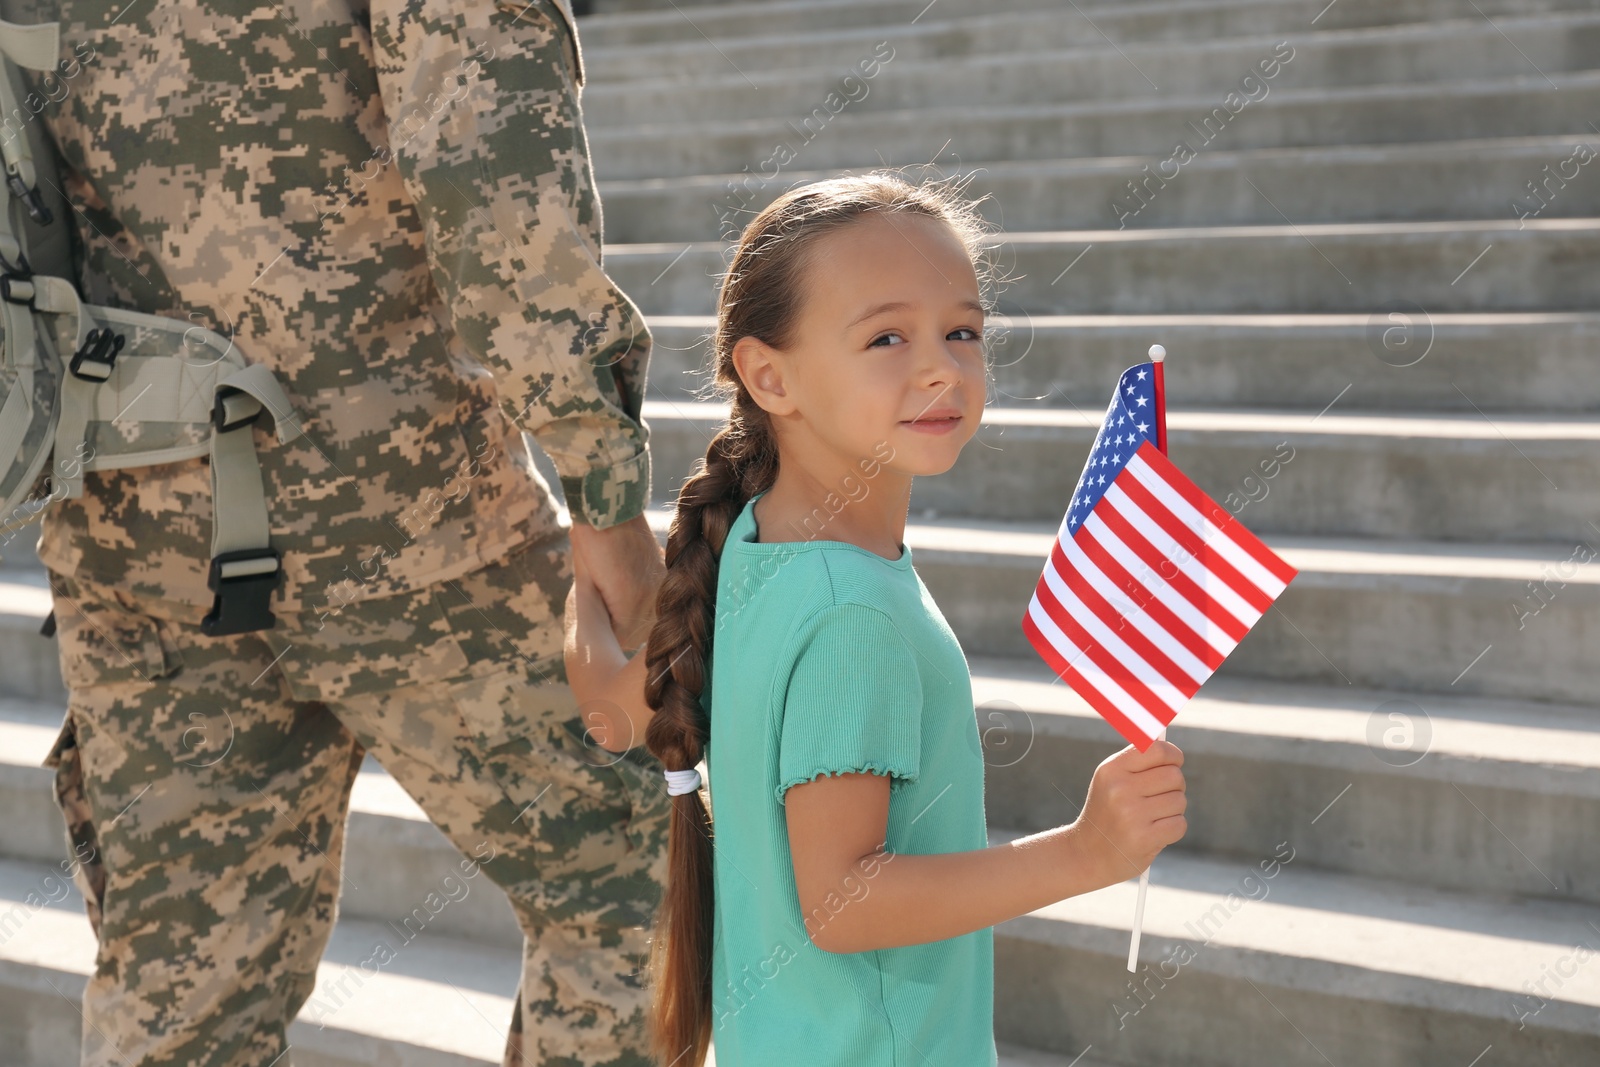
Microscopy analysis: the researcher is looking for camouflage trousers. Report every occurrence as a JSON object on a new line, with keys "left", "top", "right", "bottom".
{"left": 41, "top": 530, "right": 671, "bottom": 1067}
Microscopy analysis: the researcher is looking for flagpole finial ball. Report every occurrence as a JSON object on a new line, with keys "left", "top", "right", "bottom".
{"left": 1148, "top": 344, "right": 1166, "bottom": 362}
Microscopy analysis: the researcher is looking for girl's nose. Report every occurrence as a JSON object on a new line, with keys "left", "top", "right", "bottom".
{"left": 919, "top": 340, "right": 967, "bottom": 387}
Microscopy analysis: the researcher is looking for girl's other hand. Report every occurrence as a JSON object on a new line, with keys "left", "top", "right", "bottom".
{"left": 1075, "top": 739, "right": 1188, "bottom": 882}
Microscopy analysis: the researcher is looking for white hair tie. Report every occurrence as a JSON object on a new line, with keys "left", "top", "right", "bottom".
{"left": 664, "top": 767, "right": 702, "bottom": 796}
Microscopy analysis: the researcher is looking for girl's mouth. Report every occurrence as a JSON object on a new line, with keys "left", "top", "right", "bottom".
{"left": 902, "top": 413, "right": 962, "bottom": 434}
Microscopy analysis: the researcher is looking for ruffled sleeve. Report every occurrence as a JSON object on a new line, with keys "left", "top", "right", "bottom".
{"left": 775, "top": 603, "right": 922, "bottom": 805}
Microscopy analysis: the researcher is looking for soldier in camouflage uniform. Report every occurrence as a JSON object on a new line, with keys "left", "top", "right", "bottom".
{"left": 1, "top": 0, "right": 673, "bottom": 1063}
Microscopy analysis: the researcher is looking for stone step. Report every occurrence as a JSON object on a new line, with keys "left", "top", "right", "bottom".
{"left": 608, "top": 217, "right": 1600, "bottom": 315}
{"left": 587, "top": 70, "right": 1599, "bottom": 179}
{"left": 642, "top": 512, "right": 1600, "bottom": 706}
{"left": 601, "top": 136, "right": 1600, "bottom": 243}
{"left": 0, "top": 852, "right": 1118, "bottom": 1067}
{"left": 0, "top": 863, "right": 516, "bottom": 1067}
{"left": 8, "top": 684, "right": 1596, "bottom": 1062}
{"left": 0, "top": 572, "right": 62, "bottom": 707}
{"left": 9, "top": 801, "right": 1596, "bottom": 1065}
{"left": 641, "top": 311, "right": 1600, "bottom": 414}
{"left": 581, "top": 15, "right": 1600, "bottom": 125}
{"left": 577, "top": 0, "right": 1596, "bottom": 74}
{"left": 0, "top": 695, "right": 528, "bottom": 944}
{"left": 991, "top": 841, "right": 1600, "bottom": 1066}
{"left": 642, "top": 401, "right": 1600, "bottom": 540}
{"left": 972, "top": 655, "right": 1600, "bottom": 905}
{"left": 3, "top": 522, "right": 1595, "bottom": 713}
{"left": 578, "top": 0, "right": 1311, "bottom": 47}
{"left": 5, "top": 635, "right": 1598, "bottom": 916}
{"left": 582, "top": 0, "right": 1251, "bottom": 39}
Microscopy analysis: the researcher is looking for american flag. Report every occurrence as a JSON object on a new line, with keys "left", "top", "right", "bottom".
{"left": 1022, "top": 361, "right": 1299, "bottom": 750}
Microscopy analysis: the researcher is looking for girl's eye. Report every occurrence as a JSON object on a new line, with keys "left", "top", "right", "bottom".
{"left": 950, "top": 327, "right": 980, "bottom": 341}
{"left": 868, "top": 331, "right": 905, "bottom": 347}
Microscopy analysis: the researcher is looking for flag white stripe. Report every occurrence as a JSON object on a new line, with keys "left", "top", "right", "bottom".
{"left": 1038, "top": 555, "right": 1187, "bottom": 715}
{"left": 1083, "top": 510, "right": 1236, "bottom": 656}
{"left": 1103, "top": 483, "right": 1263, "bottom": 630}
{"left": 1027, "top": 593, "right": 1166, "bottom": 739}
{"left": 1127, "top": 453, "right": 1288, "bottom": 599}
{"left": 1057, "top": 530, "right": 1212, "bottom": 685}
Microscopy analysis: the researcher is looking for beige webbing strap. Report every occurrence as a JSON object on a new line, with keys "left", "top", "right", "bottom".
{"left": 0, "top": 284, "right": 32, "bottom": 367}
{"left": 0, "top": 72, "right": 31, "bottom": 368}
{"left": 209, "top": 363, "right": 304, "bottom": 561}
{"left": 0, "top": 366, "right": 32, "bottom": 465}
{"left": 0, "top": 28, "right": 53, "bottom": 224}
{"left": 198, "top": 367, "right": 300, "bottom": 633}
{"left": 0, "top": 18, "right": 59, "bottom": 210}
{"left": 0, "top": 19, "right": 60, "bottom": 72}
{"left": 216, "top": 362, "right": 304, "bottom": 446}
{"left": 200, "top": 362, "right": 304, "bottom": 633}
{"left": 28, "top": 272, "right": 77, "bottom": 316}
{"left": 0, "top": 20, "right": 48, "bottom": 380}
{"left": 86, "top": 356, "right": 234, "bottom": 425}
{"left": 50, "top": 356, "right": 93, "bottom": 497}
{"left": 209, "top": 415, "right": 272, "bottom": 560}
{"left": 31, "top": 278, "right": 91, "bottom": 498}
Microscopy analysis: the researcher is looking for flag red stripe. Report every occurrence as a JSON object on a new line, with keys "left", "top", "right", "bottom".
{"left": 1133, "top": 441, "right": 1299, "bottom": 586}
{"left": 1048, "top": 538, "right": 1204, "bottom": 699}
{"left": 1093, "top": 493, "right": 1250, "bottom": 645}
{"left": 1031, "top": 563, "right": 1180, "bottom": 721}
{"left": 1074, "top": 521, "right": 1227, "bottom": 672}
{"left": 1114, "top": 471, "right": 1274, "bottom": 618}
{"left": 1022, "top": 608, "right": 1161, "bottom": 751}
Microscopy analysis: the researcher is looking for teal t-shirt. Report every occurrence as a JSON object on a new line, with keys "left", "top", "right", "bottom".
{"left": 705, "top": 490, "right": 996, "bottom": 1066}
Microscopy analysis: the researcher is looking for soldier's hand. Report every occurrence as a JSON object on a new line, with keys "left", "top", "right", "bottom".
{"left": 567, "top": 513, "right": 664, "bottom": 652}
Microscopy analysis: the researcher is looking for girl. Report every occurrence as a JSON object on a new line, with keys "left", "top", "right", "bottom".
{"left": 564, "top": 172, "right": 1188, "bottom": 1066}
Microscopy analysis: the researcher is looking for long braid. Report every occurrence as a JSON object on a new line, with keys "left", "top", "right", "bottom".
{"left": 638, "top": 168, "right": 996, "bottom": 1066}
{"left": 640, "top": 400, "right": 775, "bottom": 1065}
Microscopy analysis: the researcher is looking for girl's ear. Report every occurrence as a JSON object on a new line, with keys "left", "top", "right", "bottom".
{"left": 730, "top": 334, "right": 796, "bottom": 416}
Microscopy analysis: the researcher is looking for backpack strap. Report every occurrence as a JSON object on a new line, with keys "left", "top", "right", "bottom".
{"left": 202, "top": 362, "right": 302, "bottom": 636}
{"left": 0, "top": 19, "right": 58, "bottom": 227}
{"left": 0, "top": 19, "right": 59, "bottom": 72}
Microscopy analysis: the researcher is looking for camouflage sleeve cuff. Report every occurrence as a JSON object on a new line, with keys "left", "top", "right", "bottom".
{"left": 561, "top": 446, "right": 651, "bottom": 529}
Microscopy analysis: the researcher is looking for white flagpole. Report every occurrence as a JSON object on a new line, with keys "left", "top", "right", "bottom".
{"left": 1127, "top": 342, "right": 1168, "bottom": 973}
{"left": 1126, "top": 723, "right": 1166, "bottom": 971}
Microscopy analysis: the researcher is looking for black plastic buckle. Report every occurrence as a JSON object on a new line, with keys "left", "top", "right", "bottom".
{"left": 7, "top": 173, "right": 53, "bottom": 226}
{"left": 70, "top": 328, "right": 124, "bottom": 382}
{"left": 201, "top": 547, "right": 281, "bottom": 636}
{"left": 212, "top": 386, "right": 262, "bottom": 434}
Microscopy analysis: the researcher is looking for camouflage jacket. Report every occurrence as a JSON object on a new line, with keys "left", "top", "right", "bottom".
{"left": 2, "top": 0, "right": 651, "bottom": 619}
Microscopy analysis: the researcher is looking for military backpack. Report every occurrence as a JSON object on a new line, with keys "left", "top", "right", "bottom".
{"left": 0, "top": 16, "right": 300, "bottom": 636}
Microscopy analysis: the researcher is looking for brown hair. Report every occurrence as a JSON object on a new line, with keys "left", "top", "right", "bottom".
{"left": 639, "top": 169, "right": 997, "bottom": 1065}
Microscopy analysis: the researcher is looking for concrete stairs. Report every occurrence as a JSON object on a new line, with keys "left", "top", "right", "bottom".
{"left": 611, "top": 218, "right": 1600, "bottom": 313}
{"left": 586, "top": 0, "right": 1600, "bottom": 1061}
{"left": 0, "top": 695, "right": 1109, "bottom": 1067}
{"left": 601, "top": 137, "right": 1600, "bottom": 238}
{"left": 1, "top": 0, "right": 1597, "bottom": 1064}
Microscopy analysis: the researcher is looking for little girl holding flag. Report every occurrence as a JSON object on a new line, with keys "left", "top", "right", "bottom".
{"left": 564, "top": 172, "right": 1188, "bottom": 1066}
